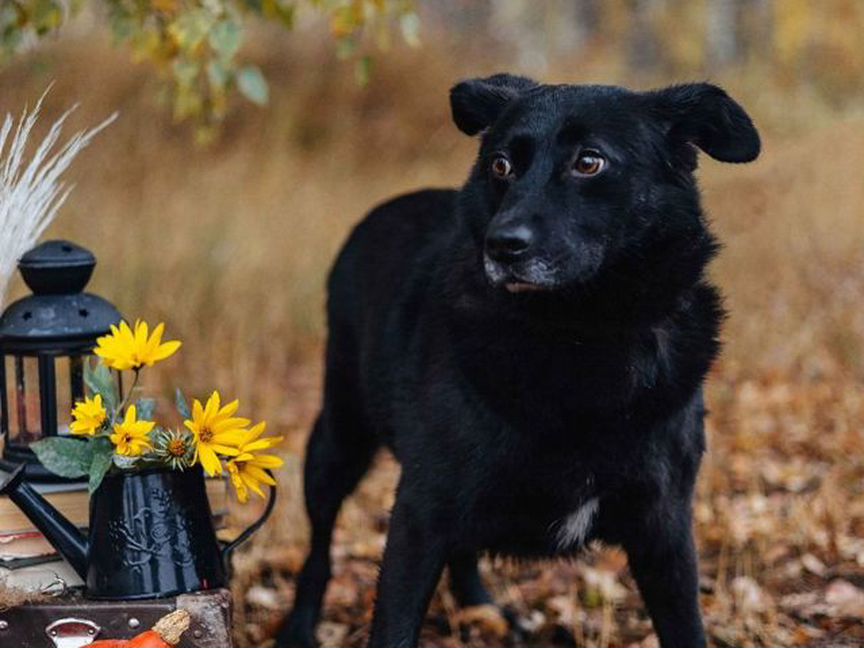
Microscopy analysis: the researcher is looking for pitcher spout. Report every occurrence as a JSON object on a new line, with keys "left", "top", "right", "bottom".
{"left": 0, "top": 464, "right": 88, "bottom": 580}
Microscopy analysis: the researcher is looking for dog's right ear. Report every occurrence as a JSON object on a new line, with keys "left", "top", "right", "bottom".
{"left": 450, "top": 74, "right": 538, "bottom": 136}
{"left": 648, "top": 83, "right": 761, "bottom": 164}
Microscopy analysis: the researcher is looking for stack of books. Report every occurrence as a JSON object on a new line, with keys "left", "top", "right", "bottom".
{"left": 0, "top": 474, "right": 229, "bottom": 592}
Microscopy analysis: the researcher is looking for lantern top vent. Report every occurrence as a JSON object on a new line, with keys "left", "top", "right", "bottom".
{"left": 0, "top": 240, "right": 121, "bottom": 344}
{"left": 19, "top": 240, "right": 96, "bottom": 295}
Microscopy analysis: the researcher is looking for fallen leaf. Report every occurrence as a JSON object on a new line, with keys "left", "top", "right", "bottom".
{"left": 454, "top": 604, "right": 509, "bottom": 639}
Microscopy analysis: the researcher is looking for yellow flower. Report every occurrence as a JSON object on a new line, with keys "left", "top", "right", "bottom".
{"left": 183, "top": 391, "right": 249, "bottom": 476}
{"left": 109, "top": 405, "right": 155, "bottom": 457}
{"left": 228, "top": 422, "right": 283, "bottom": 503}
{"left": 226, "top": 460, "right": 280, "bottom": 503}
{"left": 226, "top": 461, "right": 250, "bottom": 503}
{"left": 94, "top": 320, "right": 181, "bottom": 371}
{"left": 69, "top": 394, "right": 107, "bottom": 436}
{"left": 235, "top": 421, "right": 284, "bottom": 455}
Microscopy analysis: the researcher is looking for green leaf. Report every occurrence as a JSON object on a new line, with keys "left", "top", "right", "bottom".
{"left": 135, "top": 398, "right": 156, "bottom": 421}
{"left": 172, "top": 59, "right": 200, "bottom": 87}
{"left": 84, "top": 360, "right": 117, "bottom": 412}
{"left": 168, "top": 8, "right": 214, "bottom": 50}
{"left": 175, "top": 388, "right": 192, "bottom": 420}
{"left": 31, "top": 438, "right": 92, "bottom": 478}
{"left": 237, "top": 66, "right": 269, "bottom": 106}
{"left": 88, "top": 438, "right": 114, "bottom": 494}
{"left": 208, "top": 19, "right": 242, "bottom": 61}
{"left": 108, "top": 13, "right": 135, "bottom": 42}
{"left": 207, "top": 60, "right": 229, "bottom": 89}
{"left": 336, "top": 38, "right": 356, "bottom": 60}
{"left": 173, "top": 84, "right": 203, "bottom": 120}
{"left": 266, "top": 0, "right": 295, "bottom": 29}
{"left": 355, "top": 56, "right": 372, "bottom": 87}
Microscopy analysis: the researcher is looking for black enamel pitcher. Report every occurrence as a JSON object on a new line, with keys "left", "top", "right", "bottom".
{"left": 0, "top": 464, "right": 275, "bottom": 599}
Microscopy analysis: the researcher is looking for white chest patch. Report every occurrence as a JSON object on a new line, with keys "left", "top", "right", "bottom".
{"left": 554, "top": 497, "right": 599, "bottom": 551}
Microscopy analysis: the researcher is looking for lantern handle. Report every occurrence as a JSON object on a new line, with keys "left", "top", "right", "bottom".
{"left": 220, "top": 471, "right": 277, "bottom": 578}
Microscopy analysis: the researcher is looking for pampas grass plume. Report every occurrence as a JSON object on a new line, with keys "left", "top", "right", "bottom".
{"left": 0, "top": 87, "right": 116, "bottom": 304}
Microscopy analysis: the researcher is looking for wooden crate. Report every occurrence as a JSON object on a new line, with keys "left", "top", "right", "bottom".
{"left": 0, "top": 588, "right": 233, "bottom": 648}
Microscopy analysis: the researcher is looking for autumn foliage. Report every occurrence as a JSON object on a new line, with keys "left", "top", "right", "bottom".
{"left": 1, "top": 0, "right": 418, "bottom": 139}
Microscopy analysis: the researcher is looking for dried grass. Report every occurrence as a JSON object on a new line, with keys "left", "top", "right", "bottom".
{"left": 0, "top": 87, "right": 115, "bottom": 304}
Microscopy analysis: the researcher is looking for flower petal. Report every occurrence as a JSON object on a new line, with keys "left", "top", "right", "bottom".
{"left": 198, "top": 445, "right": 223, "bottom": 476}
{"left": 244, "top": 464, "right": 277, "bottom": 485}
{"left": 209, "top": 444, "right": 241, "bottom": 456}
{"left": 152, "top": 340, "right": 181, "bottom": 361}
{"left": 250, "top": 454, "right": 284, "bottom": 470}
{"left": 220, "top": 398, "right": 241, "bottom": 418}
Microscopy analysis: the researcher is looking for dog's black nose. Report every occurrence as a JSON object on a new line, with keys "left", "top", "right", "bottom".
{"left": 485, "top": 224, "right": 534, "bottom": 263}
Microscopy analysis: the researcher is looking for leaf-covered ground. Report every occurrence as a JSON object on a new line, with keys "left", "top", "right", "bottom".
{"left": 230, "top": 363, "right": 864, "bottom": 647}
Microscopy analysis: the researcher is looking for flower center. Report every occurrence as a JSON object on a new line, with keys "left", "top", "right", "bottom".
{"left": 123, "top": 434, "right": 133, "bottom": 444}
{"left": 199, "top": 426, "right": 213, "bottom": 443}
{"left": 168, "top": 439, "right": 187, "bottom": 456}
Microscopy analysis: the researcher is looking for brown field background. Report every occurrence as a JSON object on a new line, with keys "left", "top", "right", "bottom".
{"left": 2, "top": 3, "right": 864, "bottom": 646}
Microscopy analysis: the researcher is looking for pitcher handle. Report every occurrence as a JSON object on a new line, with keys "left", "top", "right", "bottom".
{"left": 221, "top": 471, "right": 277, "bottom": 578}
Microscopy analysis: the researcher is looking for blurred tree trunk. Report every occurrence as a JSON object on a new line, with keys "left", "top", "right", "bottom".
{"left": 706, "top": 0, "right": 740, "bottom": 70}
{"left": 485, "top": 1, "right": 603, "bottom": 74}
{"left": 551, "top": 0, "right": 601, "bottom": 53}
{"left": 423, "top": 0, "right": 493, "bottom": 38}
{"left": 489, "top": 0, "right": 545, "bottom": 70}
{"left": 629, "top": 0, "right": 664, "bottom": 72}
{"left": 739, "top": 0, "right": 774, "bottom": 64}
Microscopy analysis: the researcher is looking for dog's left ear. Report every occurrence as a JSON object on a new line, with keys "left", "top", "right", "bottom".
{"left": 450, "top": 74, "right": 538, "bottom": 136}
{"left": 649, "top": 83, "right": 760, "bottom": 163}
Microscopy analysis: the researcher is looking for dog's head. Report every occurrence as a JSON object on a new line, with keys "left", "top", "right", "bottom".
{"left": 451, "top": 75, "right": 760, "bottom": 300}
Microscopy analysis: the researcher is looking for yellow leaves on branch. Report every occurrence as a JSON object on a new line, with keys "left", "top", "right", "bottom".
{"left": 7, "top": 0, "right": 417, "bottom": 139}
{"left": 3, "top": 1, "right": 419, "bottom": 140}
{"left": 151, "top": 0, "right": 179, "bottom": 15}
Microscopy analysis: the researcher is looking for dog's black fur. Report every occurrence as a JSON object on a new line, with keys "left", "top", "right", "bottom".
{"left": 276, "top": 75, "right": 760, "bottom": 648}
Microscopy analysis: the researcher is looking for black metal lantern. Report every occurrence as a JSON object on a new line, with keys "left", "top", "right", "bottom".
{"left": 0, "top": 240, "right": 121, "bottom": 482}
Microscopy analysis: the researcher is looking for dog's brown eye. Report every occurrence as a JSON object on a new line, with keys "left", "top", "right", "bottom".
{"left": 572, "top": 151, "right": 605, "bottom": 177}
{"left": 491, "top": 156, "right": 513, "bottom": 179}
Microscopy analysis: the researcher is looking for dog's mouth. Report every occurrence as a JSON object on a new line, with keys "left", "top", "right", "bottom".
{"left": 484, "top": 255, "right": 557, "bottom": 295}
{"left": 504, "top": 282, "right": 547, "bottom": 294}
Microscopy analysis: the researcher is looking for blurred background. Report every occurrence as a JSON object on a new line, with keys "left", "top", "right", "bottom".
{"left": 1, "top": 1, "right": 863, "bottom": 646}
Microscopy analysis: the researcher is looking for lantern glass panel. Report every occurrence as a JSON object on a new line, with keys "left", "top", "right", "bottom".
{"left": 69, "top": 354, "right": 85, "bottom": 406}
{"left": 5, "top": 355, "right": 42, "bottom": 444}
{"left": 54, "top": 356, "right": 73, "bottom": 435}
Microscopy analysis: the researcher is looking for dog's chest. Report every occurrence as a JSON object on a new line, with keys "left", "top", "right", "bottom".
{"left": 475, "top": 490, "right": 601, "bottom": 557}
{"left": 552, "top": 497, "right": 600, "bottom": 551}
{"left": 472, "top": 456, "right": 601, "bottom": 556}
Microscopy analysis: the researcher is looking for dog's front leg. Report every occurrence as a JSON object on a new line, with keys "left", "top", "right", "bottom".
{"left": 368, "top": 488, "right": 450, "bottom": 648}
{"left": 622, "top": 504, "right": 706, "bottom": 648}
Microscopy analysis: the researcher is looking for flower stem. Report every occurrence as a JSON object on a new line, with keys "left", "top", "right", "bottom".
{"left": 116, "top": 368, "right": 141, "bottom": 416}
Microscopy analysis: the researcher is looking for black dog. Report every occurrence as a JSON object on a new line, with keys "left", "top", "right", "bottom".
{"left": 277, "top": 75, "right": 760, "bottom": 648}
